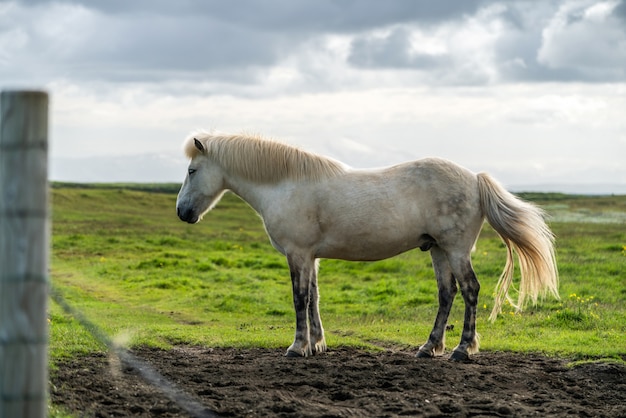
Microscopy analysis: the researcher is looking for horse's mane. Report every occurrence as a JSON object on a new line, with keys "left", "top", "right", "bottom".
{"left": 184, "top": 132, "right": 347, "bottom": 183}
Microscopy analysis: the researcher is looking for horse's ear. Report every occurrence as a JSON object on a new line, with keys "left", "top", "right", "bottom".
{"left": 193, "top": 138, "right": 205, "bottom": 153}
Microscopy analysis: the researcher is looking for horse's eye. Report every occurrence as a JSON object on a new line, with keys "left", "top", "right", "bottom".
{"left": 188, "top": 168, "right": 197, "bottom": 175}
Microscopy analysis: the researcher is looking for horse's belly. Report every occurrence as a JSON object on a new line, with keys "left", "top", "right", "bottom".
{"left": 315, "top": 230, "right": 423, "bottom": 261}
{"left": 312, "top": 197, "right": 429, "bottom": 261}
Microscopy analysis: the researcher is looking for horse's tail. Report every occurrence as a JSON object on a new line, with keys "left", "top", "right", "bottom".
{"left": 476, "top": 172, "right": 559, "bottom": 321}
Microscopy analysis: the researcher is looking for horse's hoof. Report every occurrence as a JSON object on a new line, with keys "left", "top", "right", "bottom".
{"left": 416, "top": 350, "right": 433, "bottom": 359}
{"left": 449, "top": 350, "right": 470, "bottom": 362}
{"left": 285, "top": 350, "right": 304, "bottom": 358}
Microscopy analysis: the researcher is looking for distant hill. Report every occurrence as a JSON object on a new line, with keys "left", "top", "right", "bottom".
{"left": 509, "top": 184, "right": 626, "bottom": 195}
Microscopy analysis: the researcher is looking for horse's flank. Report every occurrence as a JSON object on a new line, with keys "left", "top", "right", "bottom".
{"left": 185, "top": 132, "right": 347, "bottom": 184}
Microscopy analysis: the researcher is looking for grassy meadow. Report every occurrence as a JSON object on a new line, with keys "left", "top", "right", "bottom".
{"left": 49, "top": 184, "right": 626, "bottom": 363}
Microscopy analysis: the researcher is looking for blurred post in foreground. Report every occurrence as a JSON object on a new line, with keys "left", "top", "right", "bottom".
{"left": 0, "top": 90, "right": 50, "bottom": 418}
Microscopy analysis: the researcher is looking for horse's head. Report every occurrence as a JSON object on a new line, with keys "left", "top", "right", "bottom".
{"left": 176, "top": 137, "right": 226, "bottom": 224}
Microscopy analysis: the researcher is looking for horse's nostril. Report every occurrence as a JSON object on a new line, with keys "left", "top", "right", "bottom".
{"left": 176, "top": 206, "right": 188, "bottom": 221}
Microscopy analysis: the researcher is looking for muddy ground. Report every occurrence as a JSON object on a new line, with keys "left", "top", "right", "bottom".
{"left": 51, "top": 346, "right": 626, "bottom": 417}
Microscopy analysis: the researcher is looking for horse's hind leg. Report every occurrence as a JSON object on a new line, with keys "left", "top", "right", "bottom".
{"left": 448, "top": 254, "right": 481, "bottom": 362}
{"left": 417, "top": 246, "right": 457, "bottom": 358}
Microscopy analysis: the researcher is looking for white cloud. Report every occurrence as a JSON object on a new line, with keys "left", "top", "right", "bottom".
{"left": 538, "top": 0, "right": 626, "bottom": 80}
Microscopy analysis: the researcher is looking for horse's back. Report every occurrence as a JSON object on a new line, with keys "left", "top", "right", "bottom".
{"left": 341, "top": 157, "right": 481, "bottom": 220}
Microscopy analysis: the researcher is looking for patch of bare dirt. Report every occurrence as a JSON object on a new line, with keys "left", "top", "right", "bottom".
{"left": 51, "top": 346, "right": 626, "bottom": 417}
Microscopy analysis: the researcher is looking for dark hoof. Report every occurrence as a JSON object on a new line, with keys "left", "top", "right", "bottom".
{"left": 416, "top": 350, "right": 433, "bottom": 359}
{"left": 449, "top": 351, "right": 470, "bottom": 362}
{"left": 285, "top": 350, "right": 304, "bottom": 358}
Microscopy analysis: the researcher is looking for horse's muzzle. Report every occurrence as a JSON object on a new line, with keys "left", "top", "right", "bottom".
{"left": 177, "top": 206, "right": 198, "bottom": 224}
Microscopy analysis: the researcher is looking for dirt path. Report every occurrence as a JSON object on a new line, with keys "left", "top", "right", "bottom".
{"left": 51, "top": 346, "right": 626, "bottom": 417}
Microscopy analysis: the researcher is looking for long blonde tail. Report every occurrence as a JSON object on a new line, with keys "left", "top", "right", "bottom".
{"left": 476, "top": 173, "right": 559, "bottom": 321}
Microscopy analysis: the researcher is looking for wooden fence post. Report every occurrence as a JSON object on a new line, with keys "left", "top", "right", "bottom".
{"left": 0, "top": 90, "right": 50, "bottom": 418}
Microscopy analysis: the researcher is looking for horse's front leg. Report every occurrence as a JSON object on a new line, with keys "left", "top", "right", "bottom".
{"left": 285, "top": 255, "right": 315, "bottom": 357}
{"left": 308, "top": 259, "right": 326, "bottom": 354}
{"left": 449, "top": 257, "right": 481, "bottom": 362}
{"left": 417, "top": 247, "right": 457, "bottom": 358}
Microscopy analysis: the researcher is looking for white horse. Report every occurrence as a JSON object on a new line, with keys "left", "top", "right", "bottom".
{"left": 176, "top": 132, "right": 559, "bottom": 361}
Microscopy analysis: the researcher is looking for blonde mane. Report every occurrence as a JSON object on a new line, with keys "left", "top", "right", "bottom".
{"left": 184, "top": 132, "right": 346, "bottom": 183}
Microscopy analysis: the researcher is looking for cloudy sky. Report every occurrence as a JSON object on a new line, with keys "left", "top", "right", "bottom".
{"left": 1, "top": 0, "right": 625, "bottom": 192}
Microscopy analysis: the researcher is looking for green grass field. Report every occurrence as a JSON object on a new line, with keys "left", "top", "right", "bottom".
{"left": 49, "top": 185, "right": 626, "bottom": 365}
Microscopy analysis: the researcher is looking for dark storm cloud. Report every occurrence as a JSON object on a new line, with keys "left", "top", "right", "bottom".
{"left": 2, "top": 2, "right": 294, "bottom": 84}
{"left": 615, "top": 0, "right": 626, "bottom": 19}
{"left": 25, "top": 0, "right": 486, "bottom": 31}
{"left": 66, "top": 16, "right": 286, "bottom": 82}
{"left": 3, "top": 0, "right": 625, "bottom": 86}
{"left": 347, "top": 27, "right": 448, "bottom": 69}
{"left": 2, "top": 0, "right": 484, "bottom": 85}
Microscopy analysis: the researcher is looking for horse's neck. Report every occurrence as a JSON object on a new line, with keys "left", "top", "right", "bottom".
{"left": 224, "top": 175, "right": 282, "bottom": 217}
